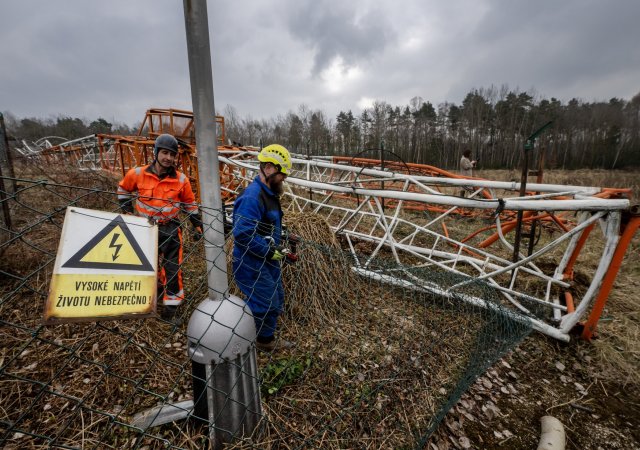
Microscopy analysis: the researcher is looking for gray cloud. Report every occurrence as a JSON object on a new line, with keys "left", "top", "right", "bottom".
{"left": 444, "top": 0, "right": 640, "bottom": 102}
{"left": 1, "top": 0, "right": 638, "bottom": 127}
{"left": 285, "top": 1, "right": 397, "bottom": 75}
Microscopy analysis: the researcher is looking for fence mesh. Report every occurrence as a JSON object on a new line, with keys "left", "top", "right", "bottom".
{"left": 1, "top": 164, "right": 531, "bottom": 449}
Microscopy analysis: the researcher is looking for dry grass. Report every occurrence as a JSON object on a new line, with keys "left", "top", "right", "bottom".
{"left": 589, "top": 234, "right": 640, "bottom": 387}
{"left": 2, "top": 162, "right": 638, "bottom": 448}
{"left": 1, "top": 165, "right": 528, "bottom": 449}
{"left": 476, "top": 168, "right": 640, "bottom": 201}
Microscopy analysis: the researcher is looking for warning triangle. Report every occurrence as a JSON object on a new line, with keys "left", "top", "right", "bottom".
{"left": 62, "top": 215, "right": 154, "bottom": 271}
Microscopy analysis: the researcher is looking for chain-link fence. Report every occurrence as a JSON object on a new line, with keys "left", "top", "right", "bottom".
{"left": 1, "top": 163, "right": 531, "bottom": 449}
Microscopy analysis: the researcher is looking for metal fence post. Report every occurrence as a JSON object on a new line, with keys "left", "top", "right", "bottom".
{"left": 0, "top": 113, "right": 15, "bottom": 243}
{"left": 182, "top": 1, "right": 262, "bottom": 447}
{"left": 511, "top": 121, "right": 552, "bottom": 271}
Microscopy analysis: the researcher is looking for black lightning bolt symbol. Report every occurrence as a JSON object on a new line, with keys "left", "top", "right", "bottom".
{"left": 109, "top": 233, "right": 122, "bottom": 261}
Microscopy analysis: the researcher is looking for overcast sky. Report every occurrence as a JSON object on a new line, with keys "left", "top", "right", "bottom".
{"left": 1, "top": 0, "right": 639, "bottom": 126}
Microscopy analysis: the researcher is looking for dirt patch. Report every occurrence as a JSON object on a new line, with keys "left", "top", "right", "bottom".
{"left": 429, "top": 334, "right": 640, "bottom": 449}
{"left": 424, "top": 168, "right": 640, "bottom": 449}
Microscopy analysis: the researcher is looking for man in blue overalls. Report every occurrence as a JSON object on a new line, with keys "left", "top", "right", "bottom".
{"left": 232, "top": 144, "right": 294, "bottom": 352}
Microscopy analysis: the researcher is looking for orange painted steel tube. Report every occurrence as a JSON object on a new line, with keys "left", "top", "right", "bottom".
{"left": 461, "top": 223, "right": 500, "bottom": 243}
{"left": 548, "top": 212, "right": 571, "bottom": 233}
{"left": 581, "top": 216, "right": 640, "bottom": 340}
{"left": 562, "top": 223, "right": 596, "bottom": 281}
{"left": 441, "top": 221, "right": 449, "bottom": 239}
{"left": 595, "top": 188, "right": 632, "bottom": 198}
{"left": 564, "top": 291, "right": 575, "bottom": 313}
{"left": 478, "top": 211, "right": 535, "bottom": 248}
{"left": 473, "top": 211, "right": 568, "bottom": 248}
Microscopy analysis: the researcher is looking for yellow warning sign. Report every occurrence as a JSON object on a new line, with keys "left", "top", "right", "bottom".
{"left": 47, "top": 274, "right": 156, "bottom": 319}
{"left": 62, "top": 214, "right": 154, "bottom": 271}
{"left": 78, "top": 225, "right": 144, "bottom": 266}
{"left": 45, "top": 207, "right": 158, "bottom": 324}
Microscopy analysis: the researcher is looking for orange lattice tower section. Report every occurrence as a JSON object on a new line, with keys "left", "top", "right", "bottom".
{"left": 94, "top": 108, "right": 245, "bottom": 202}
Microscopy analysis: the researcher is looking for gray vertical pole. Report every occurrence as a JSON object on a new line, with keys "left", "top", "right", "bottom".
{"left": 306, "top": 139, "right": 312, "bottom": 201}
{"left": 131, "top": 2, "right": 261, "bottom": 439}
{"left": 511, "top": 143, "right": 529, "bottom": 266}
{"left": 183, "top": 0, "right": 228, "bottom": 299}
{"left": 183, "top": 3, "right": 261, "bottom": 448}
{"left": 0, "top": 113, "right": 16, "bottom": 183}
{"left": 380, "top": 140, "right": 385, "bottom": 214}
{"left": 511, "top": 121, "right": 552, "bottom": 282}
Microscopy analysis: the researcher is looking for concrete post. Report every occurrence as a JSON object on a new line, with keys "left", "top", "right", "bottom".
{"left": 133, "top": 4, "right": 263, "bottom": 442}
{"left": 182, "top": 1, "right": 262, "bottom": 447}
{"left": 183, "top": 0, "right": 227, "bottom": 299}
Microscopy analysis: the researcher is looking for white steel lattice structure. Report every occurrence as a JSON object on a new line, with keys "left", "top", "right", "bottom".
{"left": 220, "top": 150, "right": 639, "bottom": 342}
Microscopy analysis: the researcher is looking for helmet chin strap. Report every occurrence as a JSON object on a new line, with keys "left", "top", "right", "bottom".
{"left": 153, "top": 148, "right": 178, "bottom": 173}
{"left": 153, "top": 146, "right": 163, "bottom": 165}
{"left": 260, "top": 164, "right": 280, "bottom": 186}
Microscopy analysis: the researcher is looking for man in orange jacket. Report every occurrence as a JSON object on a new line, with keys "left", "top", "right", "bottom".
{"left": 117, "top": 134, "right": 202, "bottom": 322}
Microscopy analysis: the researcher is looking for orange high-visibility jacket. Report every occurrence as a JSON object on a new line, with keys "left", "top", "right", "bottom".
{"left": 117, "top": 165, "right": 198, "bottom": 223}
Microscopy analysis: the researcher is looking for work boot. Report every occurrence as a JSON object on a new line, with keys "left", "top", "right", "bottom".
{"left": 161, "top": 305, "right": 182, "bottom": 325}
{"left": 255, "top": 338, "right": 295, "bottom": 353}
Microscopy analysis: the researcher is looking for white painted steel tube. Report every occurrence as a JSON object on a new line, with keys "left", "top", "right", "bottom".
{"left": 233, "top": 152, "right": 606, "bottom": 195}
{"left": 225, "top": 160, "right": 630, "bottom": 212}
{"left": 352, "top": 232, "right": 571, "bottom": 289}
{"left": 447, "top": 212, "right": 606, "bottom": 289}
{"left": 560, "top": 212, "right": 621, "bottom": 333}
{"left": 285, "top": 178, "right": 629, "bottom": 212}
{"left": 222, "top": 155, "right": 629, "bottom": 342}
{"left": 554, "top": 212, "right": 590, "bottom": 280}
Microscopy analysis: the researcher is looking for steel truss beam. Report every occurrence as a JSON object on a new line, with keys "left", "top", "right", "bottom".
{"left": 222, "top": 153, "right": 635, "bottom": 342}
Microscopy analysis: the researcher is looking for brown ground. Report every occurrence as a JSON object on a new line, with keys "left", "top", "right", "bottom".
{"left": 430, "top": 168, "right": 640, "bottom": 450}
{"left": 431, "top": 333, "right": 640, "bottom": 449}
{"left": 2, "top": 164, "right": 638, "bottom": 449}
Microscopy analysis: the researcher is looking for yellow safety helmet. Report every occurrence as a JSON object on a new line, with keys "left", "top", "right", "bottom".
{"left": 258, "top": 144, "right": 292, "bottom": 175}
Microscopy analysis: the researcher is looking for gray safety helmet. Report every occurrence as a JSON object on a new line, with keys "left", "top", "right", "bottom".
{"left": 153, "top": 134, "right": 179, "bottom": 157}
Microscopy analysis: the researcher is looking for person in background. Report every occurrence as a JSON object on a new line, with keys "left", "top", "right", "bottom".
{"left": 459, "top": 149, "right": 477, "bottom": 176}
{"left": 459, "top": 149, "right": 477, "bottom": 196}
{"left": 117, "top": 134, "right": 202, "bottom": 322}
{"left": 232, "top": 144, "right": 294, "bottom": 352}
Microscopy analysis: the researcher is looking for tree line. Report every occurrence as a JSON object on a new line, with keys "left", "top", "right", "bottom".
{"left": 4, "top": 85, "right": 640, "bottom": 170}
{"left": 2, "top": 113, "right": 134, "bottom": 145}
{"left": 224, "top": 86, "right": 640, "bottom": 170}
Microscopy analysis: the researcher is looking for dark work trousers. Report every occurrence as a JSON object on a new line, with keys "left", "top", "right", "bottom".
{"left": 158, "top": 221, "right": 184, "bottom": 306}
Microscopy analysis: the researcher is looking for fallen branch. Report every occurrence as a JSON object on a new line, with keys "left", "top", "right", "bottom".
{"left": 570, "top": 402, "right": 594, "bottom": 413}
